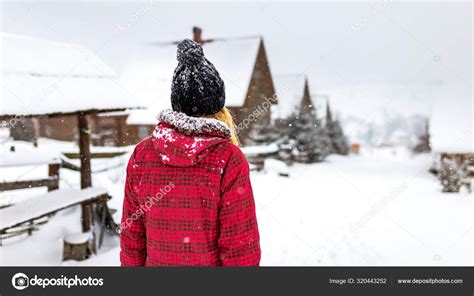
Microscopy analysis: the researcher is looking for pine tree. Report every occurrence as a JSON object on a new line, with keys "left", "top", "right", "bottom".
{"left": 325, "top": 102, "right": 350, "bottom": 155}
{"left": 293, "top": 110, "right": 331, "bottom": 163}
{"left": 269, "top": 116, "right": 295, "bottom": 164}
{"left": 247, "top": 120, "right": 281, "bottom": 146}
{"left": 275, "top": 116, "right": 298, "bottom": 144}
{"left": 438, "top": 158, "right": 465, "bottom": 193}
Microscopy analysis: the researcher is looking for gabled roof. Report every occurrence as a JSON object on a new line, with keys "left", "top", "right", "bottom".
{"left": 121, "top": 36, "right": 262, "bottom": 123}
{"left": 272, "top": 74, "right": 307, "bottom": 119}
{"left": 1, "top": 33, "right": 137, "bottom": 117}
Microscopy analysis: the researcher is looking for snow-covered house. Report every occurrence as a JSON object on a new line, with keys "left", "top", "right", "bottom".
{"left": 272, "top": 74, "right": 315, "bottom": 124}
{"left": 1, "top": 33, "right": 134, "bottom": 145}
{"left": 1, "top": 33, "right": 140, "bottom": 235}
{"left": 120, "top": 32, "right": 276, "bottom": 145}
{"left": 430, "top": 85, "right": 473, "bottom": 177}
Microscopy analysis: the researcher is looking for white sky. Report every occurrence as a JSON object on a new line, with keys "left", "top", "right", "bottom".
{"left": 1, "top": 1, "right": 472, "bottom": 117}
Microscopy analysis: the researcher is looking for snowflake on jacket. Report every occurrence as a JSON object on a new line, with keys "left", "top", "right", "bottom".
{"left": 120, "top": 109, "right": 261, "bottom": 266}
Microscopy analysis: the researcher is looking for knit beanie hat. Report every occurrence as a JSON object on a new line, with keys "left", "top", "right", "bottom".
{"left": 170, "top": 39, "right": 225, "bottom": 116}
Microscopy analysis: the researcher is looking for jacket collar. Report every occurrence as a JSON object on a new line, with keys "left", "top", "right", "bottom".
{"left": 157, "top": 109, "right": 231, "bottom": 139}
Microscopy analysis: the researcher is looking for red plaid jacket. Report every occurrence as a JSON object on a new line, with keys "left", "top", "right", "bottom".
{"left": 120, "top": 110, "right": 260, "bottom": 266}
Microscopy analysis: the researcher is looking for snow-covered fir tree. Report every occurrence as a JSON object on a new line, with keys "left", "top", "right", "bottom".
{"left": 325, "top": 102, "right": 350, "bottom": 155}
{"left": 247, "top": 120, "right": 281, "bottom": 146}
{"left": 438, "top": 158, "right": 465, "bottom": 193}
{"left": 291, "top": 110, "right": 331, "bottom": 163}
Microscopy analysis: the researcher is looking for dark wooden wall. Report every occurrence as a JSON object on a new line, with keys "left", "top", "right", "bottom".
{"left": 35, "top": 113, "right": 153, "bottom": 147}
{"left": 37, "top": 115, "right": 78, "bottom": 142}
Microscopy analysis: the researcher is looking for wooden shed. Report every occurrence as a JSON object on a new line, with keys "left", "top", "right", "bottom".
{"left": 1, "top": 32, "right": 140, "bottom": 234}
{"left": 3, "top": 33, "right": 136, "bottom": 146}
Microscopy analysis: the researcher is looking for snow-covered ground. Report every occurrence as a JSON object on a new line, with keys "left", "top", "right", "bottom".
{"left": 0, "top": 140, "right": 471, "bottom": 266}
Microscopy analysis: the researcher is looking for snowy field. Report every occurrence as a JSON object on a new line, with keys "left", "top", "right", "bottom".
{"left": 0, "top": 140, "right": 471, "bottom": 266}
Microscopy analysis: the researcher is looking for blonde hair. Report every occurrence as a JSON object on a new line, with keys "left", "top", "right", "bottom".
{"left": 205, "top": 107, "right": 240, "bottom": 146}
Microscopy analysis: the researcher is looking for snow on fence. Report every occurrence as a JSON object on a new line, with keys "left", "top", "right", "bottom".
{"left": 0, "top": 188, "right": 109, "bottom": 244}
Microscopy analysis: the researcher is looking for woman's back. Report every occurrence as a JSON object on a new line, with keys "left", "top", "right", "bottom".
{"left": 120, "top": 109, "right": 260, "bottom": 266}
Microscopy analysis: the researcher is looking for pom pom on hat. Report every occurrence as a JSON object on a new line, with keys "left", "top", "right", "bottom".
{"left": 176, "top": 39, "right": 204, "bottom": 66}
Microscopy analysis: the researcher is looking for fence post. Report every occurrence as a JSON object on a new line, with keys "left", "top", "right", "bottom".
{"left": 78, "top": 112, "right": 92, "bottom": 232}
{"left": 47, "top": 163, "right": 60, "bottom": 191}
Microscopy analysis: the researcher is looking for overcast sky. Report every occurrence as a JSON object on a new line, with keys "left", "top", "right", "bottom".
{"left": 1, "top": 0, "right": 472, "bottom": 119}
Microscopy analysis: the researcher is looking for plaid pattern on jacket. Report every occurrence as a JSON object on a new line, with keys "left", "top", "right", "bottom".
{"left": 120, "top": 109, "right": 260, "bottom": 266}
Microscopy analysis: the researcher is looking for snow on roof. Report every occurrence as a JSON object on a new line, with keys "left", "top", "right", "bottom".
{"left": 121, "top": 37, "right": 262, "bottom": 124}
{"left": 126, "top": 109, "right": 157, "bottom": 125}
{"left": 430, "top": 84, "right": 472, "bottom": 153}
{"left": 272, "top": 74, "right": 307, "bottom": 119}
{"left": 1, "top": 33, "right": 139, "bottom": 117}
{"left": 97, "top": 110, "right": 129, "bottom": 117}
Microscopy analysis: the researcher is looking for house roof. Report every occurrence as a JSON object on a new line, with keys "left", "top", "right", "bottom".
{"left": 1, "top": 33, "right": 138, "bottom": 118}
{"left": 126, "top": 109, "right": 157, "bottom": 125}
{"left": 272, "top": 74, "right": 307, "bottom": 119}
{"left": 430, "top": 84, "right": 472, "bottom": 153}
{"left": 121, "top": 36, "right": 262, "bottom": 125}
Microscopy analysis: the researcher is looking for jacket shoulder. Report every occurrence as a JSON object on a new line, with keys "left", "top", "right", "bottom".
{"left": 133, "top": 136, "right": 154, "bottom": 154}
{"left": 212, "top": 140, "right": 245, "bottom": 158}
{"left": 228, "top": 143, "right": 247, "bottom": 160}
{"left": 215, "top": 141, "right": 248, "bottom": 169}
{"left": 128, "top": 136, "right": 155, "bottom": 164}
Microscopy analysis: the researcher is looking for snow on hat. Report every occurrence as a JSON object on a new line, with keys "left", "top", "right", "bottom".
{"left": 170, "top": 39, "right": 225, "bottom": 116}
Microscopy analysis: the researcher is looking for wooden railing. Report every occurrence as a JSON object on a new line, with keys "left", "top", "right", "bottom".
{"left": 0, "top": 163, "right": 60, "bottom": 192}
